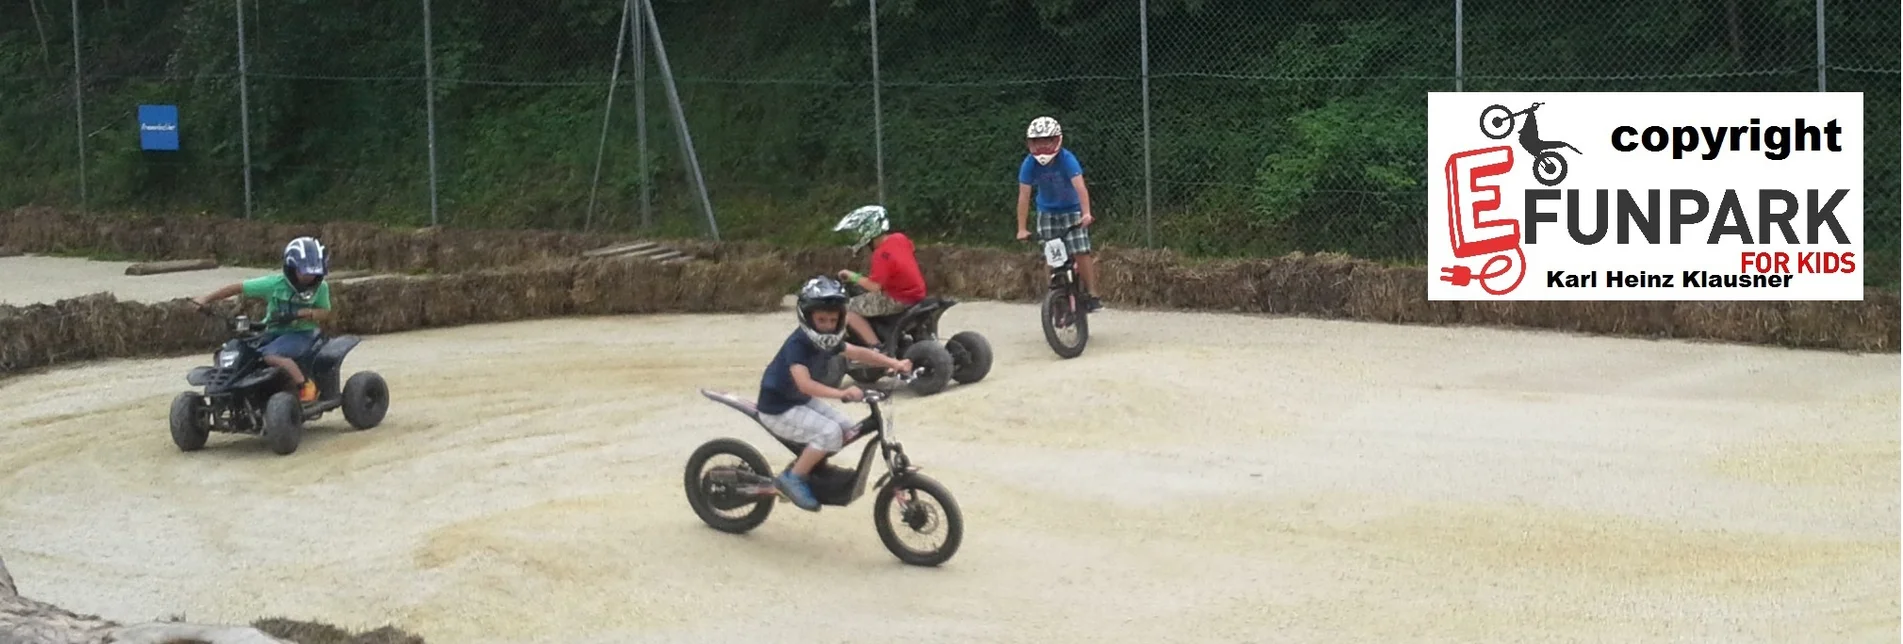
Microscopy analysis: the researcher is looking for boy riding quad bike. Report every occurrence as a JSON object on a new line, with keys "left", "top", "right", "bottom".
{"left": 172, "top": 237, "right": 390, "bottom": 454}
{"left": 819, "top": 205, "right": 994, "bottom": 396}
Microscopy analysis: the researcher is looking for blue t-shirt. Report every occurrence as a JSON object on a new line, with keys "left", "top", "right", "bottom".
{"left": 1018, "top": 149, "right": 1084, "bottom": 213}
{"left": 756, "top": 330, "right": 845, "bottom": 415}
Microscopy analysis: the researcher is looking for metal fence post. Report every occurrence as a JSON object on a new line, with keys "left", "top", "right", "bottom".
{"left": 68, "top": 0, "right": 86, "bottom": 213}
{"left": 1454, "top": 0, "right": 1464, "bottom": 91}
{"left": 235, "top": 0, "right": 254, "bottom": 219}
{"left": 870, "top": 0, "right": 885, "bottom": 206}
{"left": 640, "top": 0, "right": 719, "bottom": 240}
{"left": 1140, "top": 0, "right": 1153, "bottom": 247}
{"left": 421, "top": 0, "right": 441, "bottom": 227}
{"left": 1814, "top": 0, "right": 1827, "bottom": 91}
{"left": 634, "top": 0, "right": 650, "bottom": 229}
{"left": 586, "top": 0, "right": 634, "bottom": 232}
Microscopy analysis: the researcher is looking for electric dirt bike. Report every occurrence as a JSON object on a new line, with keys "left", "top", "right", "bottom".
{"left": 1030, "top": 222, "right": 1089, "bottom": 358}
{"left": 815, "top": 281, "right": 993, "bottom": 397}
{"left": 686, "top": 371, "right": 965, "bottom": 567}
{"left": 1478, "top": 101, "right": 1580, "bottom": 187}
{"left": 169, "top": 302, "right": 390, "bottom": 455}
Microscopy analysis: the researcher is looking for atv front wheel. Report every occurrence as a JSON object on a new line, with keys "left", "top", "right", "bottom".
{"left": 902, "top": 341, "right": 954, "bottom": 396}
{"left": 169, "top": 391, "right": 209, "bottom": 452}
{"left": 263, "top": 391, "right": 304, "bottom": 455}
{"left": 946, "top": 331, "right": 994, "bottom": 384}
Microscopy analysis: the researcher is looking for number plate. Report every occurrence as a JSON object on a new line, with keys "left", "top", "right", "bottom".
{"left": 1042, "top": 238, "right": 1069, "bottom": 267}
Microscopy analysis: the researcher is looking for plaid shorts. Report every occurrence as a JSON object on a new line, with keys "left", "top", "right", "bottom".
{"left": 759, "top": 399, "right": 857, "bottom": 453}
{"left": 1036, "top": 209, "right": 1092, "bottom": 254}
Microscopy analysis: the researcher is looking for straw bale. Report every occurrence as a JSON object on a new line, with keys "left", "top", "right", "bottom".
{"left": 571, "top": 255, "right": 686, "bottom": 314}
{"left": 1258, "top": 252, "right": 1359, "bottom": 317}
{"left": 215, "top": 219, "right": 279, "bottom": 267}
{"left": 1156, "top": 258, "right": 1259, "bottom": 311}
{"left": 925, "top": 245, "right": 1039, "bottom": 302}
{"left": 1343, "top": 264, "right": 1461, "bottom": 325}
{"left": 1563, "top": 301, "right": 1677, "bottom": 337}
{"left": 1094, "top": 248, "right": 1180, "bottom": 309}
{"left": 0, "top": 206, "right": 90, "bottom": 252}
{"left": 0, "top": 246, "right": 19, "bottom": 258}
{"left": 147, "top": 298, "right": 228, "bottom": 355}
{"left": 677, "top": 255, "right": 798, "bottom": 313}
{"left": 1779, "top": 290, "right": 1901, "bottom": 351}
{"left": 1669, "top": 301, "right": 1785, "bottom": 345}
{"left": 329, "top": 276, "right": 428, "bottom": 335}
{"left": 251, "top": 617, "right": 427, "bottom": 644}
{"left": 320, "top": 221, "right": 414, "bottom": 273}
{"left": 477, "top": 265, "right": 580, "bottom": 323}
{"left": 785, "top": 245, "right": 853, "bottom": 277}
{"left": 98, "top": 216, "right": 171, "bottom": 258}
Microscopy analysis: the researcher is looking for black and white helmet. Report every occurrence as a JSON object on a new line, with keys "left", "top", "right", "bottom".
{"left": 1025, "top": 116, "right": 1064, "bottom": 165}
{"left": 795, "top": 275, "right": 850, "bottom": 351}
{"left": 282, "top": 236, "right": 329, "bottom": 295}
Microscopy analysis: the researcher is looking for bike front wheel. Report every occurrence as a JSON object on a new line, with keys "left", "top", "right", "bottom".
{"left": 1479, "top": 104, "right": 1514, "bottom": 140}
{"left": 874, "top": 473, "right": 964, "bottom": 567}
{"left": 1040, "top": 288, "right": 1088, "bottom": 359}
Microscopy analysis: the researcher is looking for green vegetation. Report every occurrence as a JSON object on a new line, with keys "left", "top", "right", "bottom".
{"left": 2, "top": 0, "right": 1896, "bottom": 286}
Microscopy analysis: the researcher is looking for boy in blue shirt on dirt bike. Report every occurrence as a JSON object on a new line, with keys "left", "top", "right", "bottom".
{"left": 1015, "top": 115, "right": 1102, "bottom": 312}
{"left": 758, "top": 276, "right": 914, "bottom": 511}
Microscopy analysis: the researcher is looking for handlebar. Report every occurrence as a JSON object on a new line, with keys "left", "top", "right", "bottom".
{"left": 855, "top": 370, "right": 917, "bottom": 404}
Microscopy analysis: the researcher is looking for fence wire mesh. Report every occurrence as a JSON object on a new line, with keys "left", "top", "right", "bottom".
{"left": 3, "top": 0, "right": 1897, "bottom": 287}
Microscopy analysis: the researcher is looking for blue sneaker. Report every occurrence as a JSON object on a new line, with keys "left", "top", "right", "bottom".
{"left": 776, "top": 470, "right": 821, "bottom": 512}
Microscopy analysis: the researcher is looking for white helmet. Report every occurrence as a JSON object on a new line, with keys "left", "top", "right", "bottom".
{"left": 832, "top": 204, "right": 890, "bottom": 253}
{"left": 1026, "top": 116, "right": 1063, "bottom": 165}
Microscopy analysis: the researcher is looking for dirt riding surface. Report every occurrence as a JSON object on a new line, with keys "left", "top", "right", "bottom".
{"left": 0, "top": 255, "right": 270, "bottom": 305}
{"left": 0, "top": 270, "right": 1895, "bottom": 642}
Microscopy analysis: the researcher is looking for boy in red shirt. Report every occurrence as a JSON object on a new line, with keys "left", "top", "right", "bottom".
{"left": 831, "top": 205, "right": 926, "bottom": 348}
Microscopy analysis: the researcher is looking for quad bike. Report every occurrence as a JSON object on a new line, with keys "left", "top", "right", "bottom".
{"left": 1030, "top": 222, "right": 1089, "bottom": 359}
{"left": 169, "top": 302, "right": 390, "bottom": 455}
{"left": 815, "top": 281, "right": 993, "bottom": 397}
{"left": 686, "top": 371, "right": 965, "bottom": 567}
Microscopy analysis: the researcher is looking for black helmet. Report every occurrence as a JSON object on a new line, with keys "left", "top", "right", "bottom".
{"left": 282, "top": 236, "right": 329, "bottom": 295}
{"left": 795, "top": 275, "right": 850, "bottom": 350}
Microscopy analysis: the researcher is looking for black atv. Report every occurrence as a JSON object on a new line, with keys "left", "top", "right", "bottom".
{"left": 817, "top": 281, "right": 993, "bottom": 396}
{"left": 169, "top": 303, "right": 390, "bottom": 455}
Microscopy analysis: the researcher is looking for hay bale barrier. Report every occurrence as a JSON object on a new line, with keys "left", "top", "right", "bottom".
{"left": 0, "top": 206, "right": 1894, "bottom": 353}
{"left": 0, "top": 253, "right": 798, "bottom": 380}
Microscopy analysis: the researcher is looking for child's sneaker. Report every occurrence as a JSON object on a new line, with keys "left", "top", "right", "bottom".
{"left": 776, "top": 470, "right": 821, "bottom": 512}
{"left": 298, "top": 380, "right": 319, "bottom": 403}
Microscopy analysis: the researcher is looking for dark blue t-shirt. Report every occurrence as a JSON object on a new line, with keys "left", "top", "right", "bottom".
{"left": 756, "top": 330, "right": 844, "bottom": 415}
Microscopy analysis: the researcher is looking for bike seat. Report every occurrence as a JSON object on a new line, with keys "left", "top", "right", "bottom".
{"left": 699, "top": 389, "right": 761, "bottom": 420}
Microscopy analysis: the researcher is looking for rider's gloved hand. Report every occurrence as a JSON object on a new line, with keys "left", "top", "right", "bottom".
{"left": 840, "top": 386, "right": 865, "bottom": 402}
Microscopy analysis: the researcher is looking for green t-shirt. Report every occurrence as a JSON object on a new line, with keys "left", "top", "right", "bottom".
{"left": 242, "top": 274, "right": 331, "bottom": 333}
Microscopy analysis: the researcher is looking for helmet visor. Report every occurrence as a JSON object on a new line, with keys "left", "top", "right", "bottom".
{"left": 1027, "top": 137, "right": 1061, "bottom": 158}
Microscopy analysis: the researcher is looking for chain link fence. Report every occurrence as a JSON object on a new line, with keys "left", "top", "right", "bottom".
{"left": 3, "top": 0, "right": 1896, "bottom": 286}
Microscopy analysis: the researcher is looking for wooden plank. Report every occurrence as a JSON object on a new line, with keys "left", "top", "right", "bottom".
{"left": 125, "top": 258, "right": 219, "bottom": 276}
{"left": 583, "top": 241, "right": 659, "bottom": 258}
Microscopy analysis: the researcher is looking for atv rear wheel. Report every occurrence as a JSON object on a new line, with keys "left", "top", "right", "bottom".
{"left": 263, "top": 391, "right": 304, "bottom": 455}
{"left": 342, "top": 371, "right": 389, "bottom": 430}
{"left": 169, "top": 391, "right": 209, "bottom": 452}
{"left": 946, "top": 331, "right": 994, "bottom": 384}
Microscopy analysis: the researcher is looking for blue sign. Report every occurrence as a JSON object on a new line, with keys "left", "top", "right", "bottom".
{"left": 138, "top": 104, "right": 179, "bottom": 151}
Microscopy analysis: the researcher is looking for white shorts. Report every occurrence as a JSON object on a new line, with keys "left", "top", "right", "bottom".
{"left": 759, "top": 399, "right": 856, "bottom": 453}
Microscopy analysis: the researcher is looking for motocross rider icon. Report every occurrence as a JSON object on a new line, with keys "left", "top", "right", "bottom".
{"left": 1438, "top": 101, "right": 1582, "bottom": 296}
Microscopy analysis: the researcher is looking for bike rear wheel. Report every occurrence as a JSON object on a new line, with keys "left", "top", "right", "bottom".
{"left": 684, "top": 438, "right": 777, "bottom": 534}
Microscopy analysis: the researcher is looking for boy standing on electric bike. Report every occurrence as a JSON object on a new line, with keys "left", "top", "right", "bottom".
{"left": 759, "top": 276, "right": 914, "bottom": 511}
{"left": 1015, "top": 116, "right": 1103, "bottom": 312}
{"left": 832, "top": 205, "right": 927, "bottom": 349}
{"left": 191, "top": 236, "right": 333, "bottom": 404}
